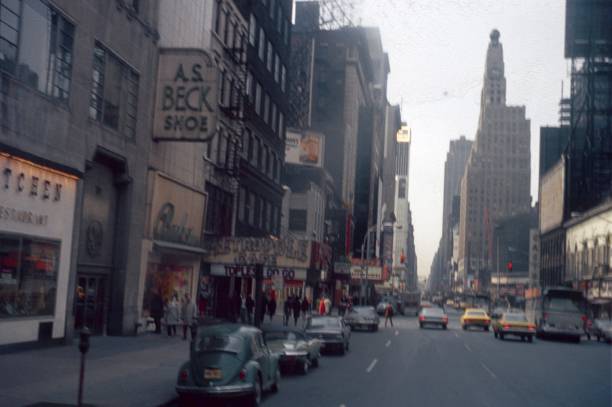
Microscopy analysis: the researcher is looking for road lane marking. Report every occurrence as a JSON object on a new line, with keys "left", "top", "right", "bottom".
{"left": 454, "top": 332, "right": 459, "bottom": 338}
{"left": 464, "top": 343, "right": 472, "bottom": 352}
{"left": 385, "top": 340, "right": 391, "bottom": 347}
{"left": 481, "top": 362, "right": 497, "bottom": 380}
{"left": 366, "top": 358, "right": 378, "bottom": 373}
{"left": 340, "top": 405, "right": 347, "bottom": 407}
{"left": 394, "top": 330, "right": 399, "bottom": 336}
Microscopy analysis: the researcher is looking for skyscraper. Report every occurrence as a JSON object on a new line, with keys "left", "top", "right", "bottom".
{"left": 457, "top": 30, "right": 531, "bottom": 291}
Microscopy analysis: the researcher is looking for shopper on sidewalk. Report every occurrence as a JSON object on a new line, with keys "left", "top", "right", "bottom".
{"left": 292, "top": 296, "right": 301, "bottom": 326}
{"left": 324, "top": 296, "right": 332, "bottom": 315}
{"left": 246, "top": 294, "right": 255, "bottom": 324}
{"left": 165, "top": 295, "right": 180, "bottom": 337}
{"left": 267, "top": 293, "right": 277, "bottom": 322}
{"left": 283, "top": 295, "right": 292, "bottom": 326}
{"left": 150, "top": 289, "right": 164, "bottom": 334}
{"left": 181, "top": 294, "right": 197, "bottom": 341}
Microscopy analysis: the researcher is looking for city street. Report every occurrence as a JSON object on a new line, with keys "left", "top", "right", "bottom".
{"left": 257, "top": 310, "right": 610, "bottom": 407}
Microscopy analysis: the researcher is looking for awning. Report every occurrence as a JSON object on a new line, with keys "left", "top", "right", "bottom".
{"left": 153, "top": 240, "right": 207, "bottom": 256}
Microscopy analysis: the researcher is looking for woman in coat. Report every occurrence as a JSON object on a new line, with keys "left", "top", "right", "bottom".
{"left": 181, "top": 293, "right": 198, "bottom": 340}
{"left": 165, "top": 295, "right": 180, "bottom": 337}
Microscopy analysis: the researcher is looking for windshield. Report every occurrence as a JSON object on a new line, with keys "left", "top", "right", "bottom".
{"left": 503, "top": 314, "right": 528, "bottom": 322}
{"left": 545, "top": 298, "right": 582, "bottom": 313}
{"left": 265, "top": 331, "right": 303, "bottom": 342}
{"left": 353, "top": 307, "right": 376, "bottom": 316}
{"left": 307, "top": 318, "right": 340, "bottom": 329}
{"left": 423, "top": 308, "right": 445, "bottom": 316}
{"left": 195, "top": 335, "right": 243, "bottom": 353}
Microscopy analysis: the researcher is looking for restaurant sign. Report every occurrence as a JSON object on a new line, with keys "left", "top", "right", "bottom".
{"left": 210, "top": 264, "right": 307, "bottom": 281}
{"left": 153, "top": 48, "right": 218, "bottom": 142}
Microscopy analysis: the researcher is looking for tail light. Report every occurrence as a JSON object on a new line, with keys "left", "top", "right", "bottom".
{"left": 419, "top": 315, "right": 425, "bottom": 321}
{"left": 581, "top": 315, "right": 588, "bottom": 323}
{"left": 503, "top": 324, "right": 511, "bottom": 330}
{"left": 179, "top": 369, "right": 189, "bottom": 382}
{"left": 239, "top": 369, "right": 247, "bottom": 381}
{"left": 443, "top": 316, "right": 448, "bottom": 323}
{"left": 528, "top": 325, "right": 535, "bottom": 331}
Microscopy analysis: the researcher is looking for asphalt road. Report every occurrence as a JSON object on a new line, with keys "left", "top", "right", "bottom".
{"left": 258, "top": 309, "right": 611, "bottom": 407}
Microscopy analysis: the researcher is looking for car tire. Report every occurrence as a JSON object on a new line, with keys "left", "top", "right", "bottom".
{"left": 443, "top": 324, "right": 447, "bottom": 330}
{"left": 373, "top": 325, "right": 378, "bottom": 332}
{"left": 419, "top": 323, "right": 423, "bottom": 329}
{"left": 528, "top": 335, "right": 533, "bottom": 343}
{"left": 462, "top": 325, "right": 467, "bottom": 331}
{"left": 484, "top": 326, "right": 489, "bottom": 332}
{"left": 499, "top": 333, "right": 505, "bottom": 340}
{"left": 252, "top": 377, "right": 263, "bottom": 406}
{"left": 574, "top": 336, "right": 581, "bottom": 344}
{"left": 339, "top": 346, "right": 345, "bottom": 356}
{"left": 494, "top": 331, "right": 498, "bottom": 339}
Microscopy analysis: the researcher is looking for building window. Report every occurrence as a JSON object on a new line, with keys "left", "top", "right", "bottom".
{"left": 283, "top": 20, "right": 289, "bottom": 44}
{"left": 89, "top": 44, "right": 139, "bottom": 138}
{"left": 258, "top": 28, "right": 265, "bottom": 60}
{"left": 289, "top": 209, "right": 307, "bottom": 232}
{"left": 276, "top": 6, "right": 282, "bottom": 32}
{"left": 266, "top": 41, "right": 273, "bottom": 71}
{"left": 249, "top": 14, "right": 256, "bottom": 45}
{"left": 238, "top": 187, "right": 246, "bottom": 222}
{"left": 248, "top": 192, "right": 256, "bottom": 225}
{"left": 265, "top": 201, "right": 272, "bottom": 231}
{"left": 257, "top": 139, "right": 263, "bottom": 169}
{"left": 0, "top": 235, "right": 60, "bottom": 318}
{"left": 278, "top": 112, "right": 284, "bottom": 138}
{"left": 398, "top": 179, "right": 406, "bottom": 198}
{"left": 204, "top": 183, "right": 233, "bottom": 236}
{"left": 247, "top": 131, "right": 254, "bottom": 161}
{"left": 246, "top": 71, "right": 253, "bottom": 102}
{"left": 252, "top": 137, "right": 259, "bottom": 166}
{"left": 271, "top": 103, "right": 277, "bottom": 134}
{"left": 256, "top": 196, "right": 263, "bottom": 228}
{"left": 269, "top": 0, "right": 275, "bottom": 18}
{"left": 281, "top": 65, "right": 286, "bottom": 92}
{"left": 264, "top": 94, "right": 270, "bottom": 124}
{"left": 255, "top": 82, "right": 262, "bottom": 115}
{"left": 0, "top": 0, "right": 75, "bottom": 102}
{"left": 217, "top": 132, "right": 228, "bottom": 167}
{"left": 223, "top": 10, "right": 231, "bottom": 44}
{"left": 274, "top": 54, "right": 280, "bottom": 83}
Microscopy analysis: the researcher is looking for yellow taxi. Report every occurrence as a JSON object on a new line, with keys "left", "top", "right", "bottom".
{"left": 492, "top": 311, "right": 536, "bottom": 342}
{"left": 460, "top": 308, "right": 491, "bottom": 331}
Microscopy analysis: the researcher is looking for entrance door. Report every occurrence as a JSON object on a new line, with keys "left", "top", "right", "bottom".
{"left": 74, "top": 274, "right": 107, "bottom": 334}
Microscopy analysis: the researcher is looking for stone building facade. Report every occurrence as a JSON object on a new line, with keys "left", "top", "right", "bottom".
{"left": 458, "top": 30, "right": 531, "bottom": 292}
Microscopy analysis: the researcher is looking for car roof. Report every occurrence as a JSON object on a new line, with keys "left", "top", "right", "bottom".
{"left": 197, "top": 323, "right": 260, "bottom": 338}
{"left": 262, "top": 327, "right": 305, "bottom": 334}
{"left": 465, "top": 308, "right": 487, "bottom": 312}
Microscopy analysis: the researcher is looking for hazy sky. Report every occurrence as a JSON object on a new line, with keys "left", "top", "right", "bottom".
{"left": 356, "top": 0, "right": 568, "bottom": 279}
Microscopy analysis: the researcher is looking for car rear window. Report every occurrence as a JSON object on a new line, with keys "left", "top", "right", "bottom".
{"left": 467, "top": 311, "right": 486, "bottom": 317}
{"left": 546, "top": 298, "right": 581, "bottom": 313}
{"left": 265, "top": 331, "right": 302, "bottom": 341}
{"left": 423, "top": 308, "right": 445, "bottom": 316}
{"left": 503, "top": 313, "right": 527, "bottom": 322}
{"left": 308, "top": 317, "right": 340, "bottom": 329}
{"left": 195, "top": 335, "right": 243, "bottom": 353}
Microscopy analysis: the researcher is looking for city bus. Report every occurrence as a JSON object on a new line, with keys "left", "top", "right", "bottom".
{"left": 526, "top": 287, "right": 587, "bottom": 343}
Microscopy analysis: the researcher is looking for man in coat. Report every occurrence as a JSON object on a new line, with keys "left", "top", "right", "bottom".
{"left": 181, "top": 293, "right": 198, "bottom": 340}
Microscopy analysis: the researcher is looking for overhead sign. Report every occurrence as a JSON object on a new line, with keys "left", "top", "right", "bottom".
{"left": 350, "top": 265, "right": 382, "bottom": 281}
{"left": 204, "top": 237, "right": 311, "bottom": 269}
{"left": 210, "top": 264, "right": 307, "bottom": 280}
{"left": 396, "top": 125, "right": 411, "bottom": 142}
{"left": 153, "top": 48, "right": 218, "bottom": 142}
{"left": 285, "top": 129, "right": 324, "bottom": 167}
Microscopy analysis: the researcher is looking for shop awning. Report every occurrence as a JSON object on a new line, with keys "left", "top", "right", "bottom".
{"left": 153, "top": 240, "right": 207, "bottom": 256}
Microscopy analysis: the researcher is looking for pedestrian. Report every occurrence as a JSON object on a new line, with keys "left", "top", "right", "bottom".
{"left": 165, "top": 295, "right": 180, "bottom": 337}
{"left": 246, "top": 294, "right": 255, "bottom": 324}
{"left": 181, "top": 294, "right": 198, "bottom": 341}
{"left": 318, "top": 296, "right": 326, "bottom": 316}
{"left": 384, "top": 302, "right": 394, "bottom": 328}
{"left": 260, "top": 294, "right": 268, "bottom": 324}
{"left": 324, "top": 296, "right": 332, "bottom": 315}
{"left": 301, "top": 296, "right": 310, "bottom": 325}
{"left": 268, "top": 293, "right": 277, "bottom": 322}
{"left": 239, "top": 292, "right": 248, "bottom": 323}
{"left": 283, "top": 295, "right": 292, "bottom": 326}
{"left": 150, "top": 289, "right": 164, "bottom": 334}
{"left": 291, "top": 296, "right": 302, "bottom": 326}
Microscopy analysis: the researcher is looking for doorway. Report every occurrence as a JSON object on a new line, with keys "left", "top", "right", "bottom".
{"left": 74, "top": 274, "right": 107, "bottom": 335}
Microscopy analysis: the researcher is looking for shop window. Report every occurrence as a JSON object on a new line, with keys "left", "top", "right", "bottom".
{"left": 0, "top": 0, "right": 75, "bottom": 102}
{"left": 289, "top": 209, "right": 307, "bottom": 232}
{"left": 89, "top": 43, "right": 139, "bottom": 139}
{"left": 204, "top": 183, "right": 233, "bottom": 237}
{"left": 0, "top": 235, "right": 60, "bottom": 318}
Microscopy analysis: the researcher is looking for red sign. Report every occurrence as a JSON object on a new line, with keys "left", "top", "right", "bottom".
{"left": 506, "top": 261, "right": 513, "bottom": 271}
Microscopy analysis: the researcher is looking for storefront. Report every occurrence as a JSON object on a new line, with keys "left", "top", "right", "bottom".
{"left": 203, "top": 238, "right": 312, "bottom": 319}
{"left": 0, "top": 152, "right": 78, "bottom": 346}
{"left": 350, "top": 259, "right": 382, "bottom": 305}
{"left": 138, "top": 171, "right": 207, "bottom": 328}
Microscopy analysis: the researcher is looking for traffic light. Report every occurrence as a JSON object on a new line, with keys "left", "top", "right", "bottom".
{"left": 506, "top": 261, "right": 513, "bottom": 272}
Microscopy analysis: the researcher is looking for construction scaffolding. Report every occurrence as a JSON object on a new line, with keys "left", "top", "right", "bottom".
{"left": 565, "top": 0, "right": 612, "bottom": 213}
{"left": 288, "top": 1, "right": 360, "bottom": 129}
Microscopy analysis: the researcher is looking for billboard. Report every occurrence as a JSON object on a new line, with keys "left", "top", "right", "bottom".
{"left": 397, "top": 125, "right": 411, "bottom": 142}
{"left": 285, "top": 129, "right": 324, "bottom": 167}
{"left": 539, "top": 160, "right": 565, "bottom": 234}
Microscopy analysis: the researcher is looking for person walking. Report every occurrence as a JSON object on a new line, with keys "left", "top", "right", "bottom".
{"left": 246, "top": 294, "right": 255, "bottom": 324}
{"left": 165, "top": 295, "right": 180, "bottom": 337}
{"left": 301, "top": 296, "right": 310, "bottom": 326}
{"left": 324, "top": 296, "right": 332, "bottom": 315}
{"left": 150, "top": 289, "right": 164, "bottom": 334}
{"left": 181, "top": 294, "right": 198, "bottom": 341}
{"left": 260, "top": 294, "right": 268, "bottom": 324}
{"left": 292, "top": 296, "right": 301, "bottom": 326}
{"left": 318, "top": 296, "right": 326, "bottom": 316}
{"left": 283, "top": 295, "right": 292, "bottom": 326}
{"left": 239, "top": 292, "right": 248, "bottom": 323}
{"left": 267, "top": 293, "right": 277, "bottom": 322}
{"left": 384, "top": 302, "right": 394, "bottom": 328}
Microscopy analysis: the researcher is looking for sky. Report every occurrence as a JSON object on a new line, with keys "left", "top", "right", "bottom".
{"left": 355, "top": 0, "right": 568, "bottom": 279}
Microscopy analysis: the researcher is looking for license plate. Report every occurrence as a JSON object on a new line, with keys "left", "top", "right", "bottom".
{"left": 204, "top": 369, "right": 222, "bottom": 380}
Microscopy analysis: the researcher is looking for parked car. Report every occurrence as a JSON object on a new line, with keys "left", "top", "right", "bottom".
{"left": 492, "top": 311, "right": 536, "bottom": 342}
{"left": 176, "top": 324, "right": 280, "bottom": 406}
{"left": 418, "top": 307, "right": 448, "bottom": 329}
{"left": 345, "top": 306, "right": 380, "bottom": 331}
{"left": 590, "top": 318, "right": 612, "bottom": 343}
{"left": 305, "top": 316, "right": 351, "bottom": 355}
{"left": 263, "top": 328, "right": 321, "bottom": 375}
{"left": 460, "top": 308, "right": 491, "bottom": 331}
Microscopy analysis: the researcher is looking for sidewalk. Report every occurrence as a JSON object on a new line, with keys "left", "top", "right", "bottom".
{"left": 0, "top": 333, "right": 190, "bottom": 407}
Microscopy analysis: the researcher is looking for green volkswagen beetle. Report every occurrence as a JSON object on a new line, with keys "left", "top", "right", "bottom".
{"left": 176, "top": 324, "right": 280, "bottom": 406}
